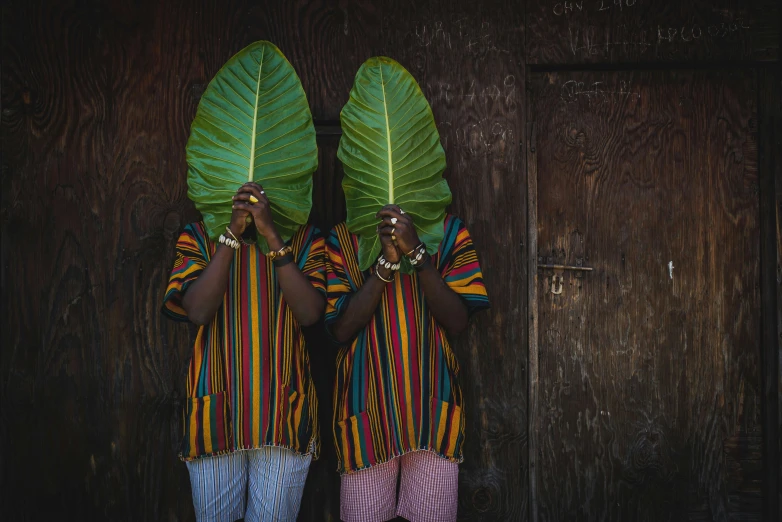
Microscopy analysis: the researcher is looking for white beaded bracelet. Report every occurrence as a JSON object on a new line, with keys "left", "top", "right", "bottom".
{"left": 219, "top": 234, "right": 240, "bottom": 250}
{"left": 408, "top": 244, "right": 427, "bottom": 267}
{"left": 377, "top": 254, "right": 401, "bottom": 271}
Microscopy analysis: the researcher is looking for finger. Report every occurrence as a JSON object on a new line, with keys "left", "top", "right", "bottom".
{"left": 376, "top": 206, "right": 402, "bottom": 216}
{"left": 237, "top": 185, "right": 264, "bottom": 197}
{"left": 380, "top": 203, "right": 404, "bottom": 215}
{"left": 379, "top": 217, "right": 406, "bottom": 227}
{"left": 376, "top": 209, "right": 405, "bottom": 221}
{"left": 238, "top": 184, "right": 267, "bottom": 201}
{"left": 390, "top": 204, "right": 411, "bottom": 221}
{"left": 244, "top": 182, "right": 266, "bottom": 198}
{"left": 378, "top": 218, "right": 412, "bottom": 237}
{"left": 377, "top": 226, "right": 396, "bottom": 236}
{"left": 243, "top": 181, "right": 265, "bottom": 191}
{"left": 233, "top": 193, "right": 267, "bottom": 208}
{"left": 232, "top": 202, "right": 259, "bottom": 213}
{"left": 375, "top": 203, "right": 402, "bottom": 216}
{"left": 242, "top": 192, "right": 267, "bottom": 205}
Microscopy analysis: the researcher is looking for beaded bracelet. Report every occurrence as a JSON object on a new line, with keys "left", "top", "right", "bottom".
{"left": 267, "top": 245, "right": 293, "bottom": 260}
{"left": 377, "top": 254, "right": 401, "bottom": 272}
{"left": 413, "top": 252, "right": 430, "bottom": 271}
{"left": 219, "top": 234, "right": 241, "bottom": 250}
{"left": 408, "top": 243, "right": 427, "bottom": 268}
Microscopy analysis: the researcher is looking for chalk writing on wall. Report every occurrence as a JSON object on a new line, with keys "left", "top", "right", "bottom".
{"left": 540, "top": 1, "right": 753, "bottom": 57}
{"left": 424, "top": 75, "right": 517, "bottom": 112}
{"left": 553, "top": 0, "right": 637, "bottom": 17}
{"left": 656, "top": 19, "right": 751, "bottom": 43}
{"left": 411, "top": 19, "right": 510, "bottom": 55}
{"left": 559, "top": 79, "right": 640, "bottom": 105}
{"left": 383, "top": 15, "right": 511, "bottom": 58}
{"left": 436, "top": 117, "right": 515, "bottom": 160}
{"left": 566, "top": 18, "right": 751, "bottom": 57}
{"left": 568, "top": 26, "right": 652, "bottom": 56}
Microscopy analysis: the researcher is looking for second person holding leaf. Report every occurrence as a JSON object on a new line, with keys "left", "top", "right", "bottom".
{"left": 327, "top": 57, "right": 490, "bottom": 522}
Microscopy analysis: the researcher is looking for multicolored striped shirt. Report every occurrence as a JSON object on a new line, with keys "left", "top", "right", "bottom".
{"left": 326, "top": 215, "right": 490, "bottom": 474}
{"left": 162, "top": 222, "right": 325, "bottom": 461}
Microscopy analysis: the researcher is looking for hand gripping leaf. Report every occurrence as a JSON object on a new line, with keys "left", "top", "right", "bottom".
{"left": 338, "top": 57, "right": 451, "bottom": 272}
{"left": 186, "top": 41, "right": 317, "bottom": 251}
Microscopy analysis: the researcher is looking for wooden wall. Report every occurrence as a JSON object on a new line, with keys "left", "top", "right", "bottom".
{"left": 765, "top": 24, "right": 782, "bottom": 520}
{"left": 530, "top": 68, "right": 764, "bottom": 521}
{"left": 523, "top": 2, "right": 779, "bottom": 520}
{"left": 1, "top": 1, "right": 525, "bottom": 520}
{"left": 0, "top": 0, "right": 778, "bottom": 521}
{"left": 768, "top": 66, "right": 782, "bottom": 522}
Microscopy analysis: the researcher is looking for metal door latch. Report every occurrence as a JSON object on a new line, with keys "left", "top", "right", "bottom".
{"left": 537, "top": 264, "right": 593, "bottom": 272}
{"left": 551, "top": 274, "right": 564, "bottom": 295}
{"left": 538, "top": 263, "right": 593, "bottom": 296}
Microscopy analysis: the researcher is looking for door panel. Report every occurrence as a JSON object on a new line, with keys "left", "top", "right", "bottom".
{"left": 530, "top": 70, "right": 762, "bottom": 521}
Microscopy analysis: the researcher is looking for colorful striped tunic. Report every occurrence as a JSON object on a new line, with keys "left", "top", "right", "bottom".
{"left": 162, "top": 222, "right": 325, "bottom": 461}
{"left": 326, "top": 215, "right": 490, "bottom": 474}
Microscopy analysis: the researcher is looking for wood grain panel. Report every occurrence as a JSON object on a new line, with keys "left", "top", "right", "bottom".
{"left": 526, "top": 0, "right": 779, "bottom": 65}
{"left": 0, "top": 0, "right": 219, "bottom": 519}
{"left": 378, "top": 1, "right": 527, "bottom": 520}
{"left": 1, "top": 0, "right": 525, "bottom": 520}
{"left": 778, "top": 130, "right": 782, "bottom": 522}
{"left": 529, "top": 70, "right": 763, "bottom": 521}
{"left": 761, "top": 65, "right": 782, "bottom": 522}
{"left": 0, "top": 0, "right": 360, "bottom": 520}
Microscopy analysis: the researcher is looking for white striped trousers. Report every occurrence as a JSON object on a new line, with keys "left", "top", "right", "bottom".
{"left": 186, "top": 447, "right": 312, "bottom": 522}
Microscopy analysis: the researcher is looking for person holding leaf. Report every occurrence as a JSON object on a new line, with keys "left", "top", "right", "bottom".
{"left": 161, "top": 42, "right": 325, "bottom": 522}
{"left": 326, "top": 57, "right": 490, "bottom": 522}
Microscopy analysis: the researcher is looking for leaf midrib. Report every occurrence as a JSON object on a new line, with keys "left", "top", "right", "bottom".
{"left": 248, "top": 47, "right": 266, "bottom": 182}
{"left": 379, "top": 63, "right": 393, "bottom": 203}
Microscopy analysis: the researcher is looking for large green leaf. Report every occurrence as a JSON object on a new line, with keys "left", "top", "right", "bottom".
{"left": 186, "top": 41, "right": 317, "bottom": 251}
{"left": 338, "top": 57, "right": 451, "bottom": 272}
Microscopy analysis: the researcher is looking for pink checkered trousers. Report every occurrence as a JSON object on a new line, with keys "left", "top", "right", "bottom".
{"left": 340, "top": 449, "right": 459, "bottom": 522}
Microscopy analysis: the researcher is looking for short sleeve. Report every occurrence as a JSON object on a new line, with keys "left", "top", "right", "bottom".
{"left": 295, "top": 226, "right": 326, "bottom": 296}
{"left": 439, "top": 218, "right": 490, "bottom": 316}
{"left": 161, "top": 223, "right": 210, "bottom": 322}
{"left": 325, "top": 226, "right": 356, "bottom": 325}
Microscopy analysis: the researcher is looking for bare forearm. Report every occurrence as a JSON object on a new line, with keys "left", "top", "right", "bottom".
{"left": 182, "top": 245, "right": 235, "bottom": 325}
{"left": 416, "top": 261, "right": 469, "bottom": 335}
{"left": 331, "top": 272, "right": 389, "bottom": 343}
{"left": 265, "top": 231, "right": 324, "bottom": 326}
{"left": 275, "top": 264, "right": 325, "bottom": 326}
{"left": 333, "top": 208, "right": 402, "bottom": 343}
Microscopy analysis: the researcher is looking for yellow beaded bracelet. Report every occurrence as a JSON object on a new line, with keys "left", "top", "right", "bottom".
{"left": 267, "top": 245, "right": 293, "bottom": 260}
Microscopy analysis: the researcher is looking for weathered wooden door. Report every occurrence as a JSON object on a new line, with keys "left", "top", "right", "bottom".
{"left": 528, "top": 70, "right": 763, "bottom": 521}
